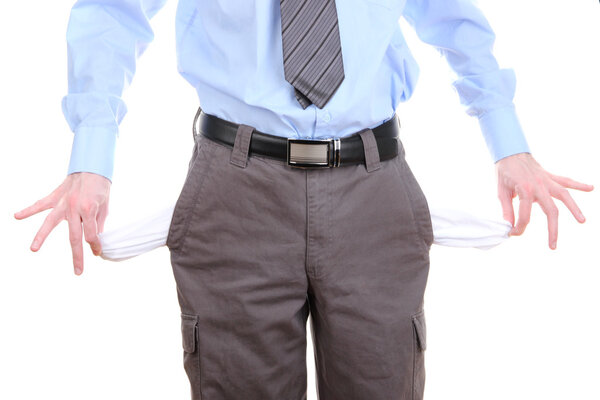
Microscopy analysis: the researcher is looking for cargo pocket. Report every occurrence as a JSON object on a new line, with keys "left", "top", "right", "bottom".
{"left": 412, "top": 309, "right": 427, "bottom": 400}
{"left": 181, "top": 313, "right": 201, "bottom": 396}
{"left": 166, "top": 136, "right": 216, "bottom": 253}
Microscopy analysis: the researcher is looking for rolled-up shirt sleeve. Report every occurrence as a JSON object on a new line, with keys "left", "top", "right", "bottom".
{"left": 403, "top": 0, "right": 531, "bottom": 163}
{"left": 62, "top": 0, "right": 167, "bottom": 182}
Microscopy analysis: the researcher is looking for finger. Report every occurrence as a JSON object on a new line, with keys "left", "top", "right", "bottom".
{"left": 81, "top": 205, "right": 101, "bottom": 256}
{"left": 512, "top": 188, "right": 533, "bottom": 236}
{"left": 535, "top": 189, "right": 559, "bottom": 250}
{"left": 97, "top": 203, "right": 109, "bottom": 234}
{"left": 95, "top": 204, "right": 109, "bottom": 256}
{"left": 14, "top": 197, "right": 53, "bottom": 220}
{"left": 549, "top": 184, "right": 586, "bottom": 223}
{"left": 30, "top": 209, "right": 64, "bottom": 252}
{"left": 498, "top": 187, "right": 515, "bottom": 227}
{"left": 67, "top": 211, "right": 84, "bottom": 275}
{"left": 548, "top": 173, "right": 594, "bottom": 192}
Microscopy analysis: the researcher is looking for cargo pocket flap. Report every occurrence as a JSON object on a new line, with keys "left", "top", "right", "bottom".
{"left": 412, "top": 310, "right": 427, "bottom": 351}
{"left": 181, "top": 313, "right": 198, "bottom": 353}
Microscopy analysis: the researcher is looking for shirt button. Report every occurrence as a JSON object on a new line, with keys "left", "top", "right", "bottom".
{"left": 322, "top": 111, "right": 331, "bottom": 123}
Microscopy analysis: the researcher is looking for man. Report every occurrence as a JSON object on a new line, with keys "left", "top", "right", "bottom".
{"left": 14, "top": 0, "right": 594, "bottom": 399}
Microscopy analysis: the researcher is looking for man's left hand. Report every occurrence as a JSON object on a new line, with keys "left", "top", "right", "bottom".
{"left": 495, "top": 152, "right": 594, "bottom": 249}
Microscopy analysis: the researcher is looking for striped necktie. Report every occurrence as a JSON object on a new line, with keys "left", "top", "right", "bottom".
{"left": 279, "top": 0, "right": 345, "bottom": 109}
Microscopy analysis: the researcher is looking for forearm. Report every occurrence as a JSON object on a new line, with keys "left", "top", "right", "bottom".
{"left": 403, "top": 0, "right": 531, "bottom": 162}
{"left": 62, "top": 0, "right": 167, "bottom": 181}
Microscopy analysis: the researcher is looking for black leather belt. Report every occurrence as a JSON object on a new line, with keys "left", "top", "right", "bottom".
{"left": 193, "top": 107, "right": 400, "bottom": 168}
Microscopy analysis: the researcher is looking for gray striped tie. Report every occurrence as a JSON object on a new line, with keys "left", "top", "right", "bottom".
{"left": 279, "top": 0, "right": 345, "bottom": 109}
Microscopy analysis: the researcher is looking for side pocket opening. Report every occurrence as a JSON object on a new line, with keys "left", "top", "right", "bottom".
{"left": 395, "top": 158, "right": 434, "bottom": 253}
{"left": 166, "top": 140, "right": 201, "bottom": 252}
{"left": 166, "top": 137, "right": 214, "bottom": 253}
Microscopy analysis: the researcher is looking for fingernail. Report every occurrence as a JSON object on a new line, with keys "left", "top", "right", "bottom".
{"left": 75, "top": 268, "right": 82, "bottom": 275}
{"left": 579, "top": 213, "right": 585, "bottom": 222}
{"left": 551, "top": 242, "right": 556, "bottom": 250}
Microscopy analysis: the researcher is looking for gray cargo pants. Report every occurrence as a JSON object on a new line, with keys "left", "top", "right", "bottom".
{"left": 166, "top": 114, "right": 433, "bottom": 399}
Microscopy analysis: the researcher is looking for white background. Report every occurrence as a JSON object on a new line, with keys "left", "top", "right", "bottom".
{"left": 1, "top": 1, "right": 599, "bottom": 399}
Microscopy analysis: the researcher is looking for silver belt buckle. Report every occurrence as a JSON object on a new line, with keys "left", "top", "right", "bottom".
{"left": 287, "top": 137, "right": 341, "bottom": 168}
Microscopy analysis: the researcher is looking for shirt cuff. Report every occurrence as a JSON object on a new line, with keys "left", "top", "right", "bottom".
{"left": 478, "top": 106, "right": 531, "bottom": 163}
{"left": 67, "top": 127, "right": 117, "bottom": 182}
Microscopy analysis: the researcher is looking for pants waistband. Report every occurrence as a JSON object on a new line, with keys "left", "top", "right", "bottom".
{"left": 193, "top": 107, "right": 401, "bottom": 170}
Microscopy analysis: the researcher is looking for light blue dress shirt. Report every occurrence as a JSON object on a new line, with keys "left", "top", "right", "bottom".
{"left": 63, "top": 0, "right": 531, "bottom": 182}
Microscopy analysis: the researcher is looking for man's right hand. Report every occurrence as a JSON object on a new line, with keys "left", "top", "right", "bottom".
{"left": 14, "top": 172, "right": 111, "bottom": 275}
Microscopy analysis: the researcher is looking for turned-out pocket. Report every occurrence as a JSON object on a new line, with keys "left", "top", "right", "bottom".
{"left": 166, "top": 135, "right": 216, "bottom": 253}
{"left": 412, "top": 309, "right": 427, "bottom": 399}
{"left": 181, "top": 313, "right": 201, "bottom": 395}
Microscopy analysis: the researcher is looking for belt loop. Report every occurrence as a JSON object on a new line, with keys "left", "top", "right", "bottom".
{"left": 230, "top": 124, "right": 254, "bottom": 168}
{"left": 358, "top": 128, "right": 381, "bottom": 172}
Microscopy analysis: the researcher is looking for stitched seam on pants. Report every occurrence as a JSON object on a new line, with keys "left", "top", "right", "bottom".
{"left": 412, "top": 318, "right": 417, "bottom": 400}
{"left": 167, "top": 139, "right": 202, "bottom": 250}
{"left": 181, "top": 313, "right": 202, "bottom": 398}
{"left": 391, "top": 157, "right": 429, "bottom": 255}
{"left": 176, "top": 142, "right": 219, "bottom": 257}
{"left": 168, "top": 142, "right": 203, "bottom": 253}
{"left": 196, "top": 324, "right": 203, "bottom": 399}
